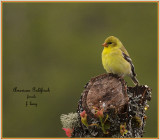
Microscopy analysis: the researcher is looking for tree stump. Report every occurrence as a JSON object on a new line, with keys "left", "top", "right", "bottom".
{"left": 61, "top": 74, "right": 151, "bottom": 138}
{"left": 74, "top": 74, "right": 151, "bottom": 138}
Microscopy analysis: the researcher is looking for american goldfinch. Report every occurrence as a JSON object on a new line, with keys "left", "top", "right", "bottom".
{"left": 102, "top": 36, "right": 139, "bottom": 85}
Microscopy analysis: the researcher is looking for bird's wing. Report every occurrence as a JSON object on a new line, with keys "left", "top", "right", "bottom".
{"left": 122, "top": 52, "right": 136, "bottom": 77}
{"left": 120, "top": 46, "right": 130, "bottom": 56}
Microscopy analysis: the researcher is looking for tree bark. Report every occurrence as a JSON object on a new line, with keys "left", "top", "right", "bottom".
{"left": 72, "top": 73, "right": 151, "bottom": 138}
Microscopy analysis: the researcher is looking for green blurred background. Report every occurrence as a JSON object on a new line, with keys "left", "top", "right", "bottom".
{"left": 3, "top": 2, "right": 158, "bottom": 138}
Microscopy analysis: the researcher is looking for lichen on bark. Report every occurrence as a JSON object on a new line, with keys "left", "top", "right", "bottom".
{"left": 61, "top": 74, "right": 151, "bottom": 138}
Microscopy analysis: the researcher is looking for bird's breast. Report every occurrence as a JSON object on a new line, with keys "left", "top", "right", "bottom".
{"left": 102, "top": 48, "right": 131, "bottom": 76}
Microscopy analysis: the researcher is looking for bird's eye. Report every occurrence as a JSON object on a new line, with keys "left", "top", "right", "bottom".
{"left": 107, "top": 42, "right": 112, "bottom": 45}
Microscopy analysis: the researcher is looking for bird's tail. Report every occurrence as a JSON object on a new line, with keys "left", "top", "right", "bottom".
{"left": 131, "top": 76, "right": 139, "bottom": 85}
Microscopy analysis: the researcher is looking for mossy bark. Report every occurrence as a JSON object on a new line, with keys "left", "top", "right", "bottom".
{"left": 72, "top": 74, "right": 151, "bottom": 138}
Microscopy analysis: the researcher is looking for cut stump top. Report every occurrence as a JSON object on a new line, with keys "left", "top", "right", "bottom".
{"left": 82, "top": 74, "right": 129, "bottom": 116}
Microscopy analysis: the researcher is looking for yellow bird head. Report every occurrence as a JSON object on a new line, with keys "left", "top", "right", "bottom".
{"left": 102, "top": 36, "right": 122, "bottom": 48}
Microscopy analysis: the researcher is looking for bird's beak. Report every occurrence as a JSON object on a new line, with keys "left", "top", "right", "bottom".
{"left": 102, "top": 43, "right": 107, "bottom": 47}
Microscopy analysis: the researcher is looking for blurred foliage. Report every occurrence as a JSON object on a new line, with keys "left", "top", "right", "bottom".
{"left": 3, "top": 2, "right": 157, "bottom": 138}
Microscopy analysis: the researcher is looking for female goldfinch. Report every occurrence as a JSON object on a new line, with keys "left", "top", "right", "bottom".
{"left": 102, "top": 36, "right": 139, "bottom": 85}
